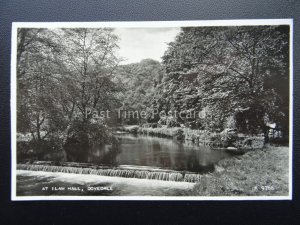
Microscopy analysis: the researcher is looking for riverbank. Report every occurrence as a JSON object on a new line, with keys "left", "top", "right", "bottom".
{"left": 119, "top": 125, "right": 208, "bottom": 138}
{"left": 192, "top": 146, "right": 289, "bottom": 196}
{"left": 120, "top": 125, "right": 265, "bottom": 150}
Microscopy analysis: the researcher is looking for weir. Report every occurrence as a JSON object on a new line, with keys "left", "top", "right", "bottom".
{"left": 17, "top": 163, "right": 202, "bottom": 183}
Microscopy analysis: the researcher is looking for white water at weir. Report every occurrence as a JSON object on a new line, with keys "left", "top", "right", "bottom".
{"left": 17, "top": 164, "right": 202, "bottom": 183}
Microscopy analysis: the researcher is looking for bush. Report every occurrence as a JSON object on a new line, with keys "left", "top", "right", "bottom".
{"left": 63, "top": 119, "right": 113, "bottom": 162}
{"left": 17, "top": 137, "right": 64, "bottom": 162}
{"left": 174, "top": 129, "right": 184, "bottom": 141}
{"left": 209, "top": 134, "right": 224, "bottom": 148}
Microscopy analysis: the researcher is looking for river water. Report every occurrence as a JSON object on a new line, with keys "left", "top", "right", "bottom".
{"left": 88, "top": 134, "right": 232, "bottom": 173}
{"left": 17, "top": 134, "right": 233, "bottom": 196}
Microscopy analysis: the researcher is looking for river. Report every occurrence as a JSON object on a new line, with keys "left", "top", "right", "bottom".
{"left": 88, "top": 134, "right": 232, "bottom": 173}
{"left": 16, "top": 134, "right": 234, "bottom": 196}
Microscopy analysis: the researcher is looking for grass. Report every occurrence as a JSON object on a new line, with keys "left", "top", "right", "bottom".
{"left": 192, "top": 146, "right": 289, "bottom": 196}
{"left": 138, "top": 126, "right": 181, "bottom": 137}
{"left": 137, "top": 126, "right": 215, "bottom": 142}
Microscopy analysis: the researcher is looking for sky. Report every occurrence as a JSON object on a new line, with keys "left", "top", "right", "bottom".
{"left": 114, "top": 28, "right": 180, "bottom": 64}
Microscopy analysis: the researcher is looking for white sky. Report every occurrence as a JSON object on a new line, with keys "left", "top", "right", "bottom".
{"left": 114, "top": 28, "right": 180, "bottom": 64}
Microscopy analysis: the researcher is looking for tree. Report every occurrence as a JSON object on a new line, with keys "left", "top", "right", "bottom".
{"left": 158, "top": 25, "right": 289, "bottom": 136}
{"left": 17, "top": 28, "right": 122, "bottom": 160}
{"left": 115, "top": 59, "right": 163, "bottom": 124}
{"left": 17, "top": 28, "right": 61, "bottom": 140}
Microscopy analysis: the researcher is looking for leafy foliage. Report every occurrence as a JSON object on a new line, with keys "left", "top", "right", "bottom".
{"left": 16, "top": 25, "right": 290, "bottom": 161}
{"left": 17, "top": 28, "right": 121, "bottom": 160}
{"left": 149, "top": 26, "right": 289, "bottom": 137}
{"left": 115, "top": 59, "right": 163, "bottom": 124}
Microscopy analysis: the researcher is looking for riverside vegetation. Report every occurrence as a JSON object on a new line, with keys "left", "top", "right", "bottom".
{"left": 16, "top": 26, "right": 290, "bottom": 196}
{"left": 192, "top": 146, "right": 289, "bottom": 196}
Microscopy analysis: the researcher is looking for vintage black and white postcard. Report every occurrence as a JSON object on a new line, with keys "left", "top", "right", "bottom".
{"left": 11, "top": 20, "right": 293, "bottom": 200}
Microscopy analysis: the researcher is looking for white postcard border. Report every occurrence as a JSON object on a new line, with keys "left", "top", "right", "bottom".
{"left": 11, "top": 19, "right": 293, "bottom": 201}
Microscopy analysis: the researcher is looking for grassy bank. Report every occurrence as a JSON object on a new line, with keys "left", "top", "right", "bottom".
{"left": 192, "top": 146, "right": 289, "bottom": 196}
{"left": 126, "top": 126, "right": 264, "bottom": 149}
{"left": 138, "top": 127, "right": 182, "bottom": 137}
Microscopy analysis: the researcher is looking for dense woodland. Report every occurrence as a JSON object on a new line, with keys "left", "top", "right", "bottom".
{"left": 16, "top": 26, "right": 289, "bottom": 160}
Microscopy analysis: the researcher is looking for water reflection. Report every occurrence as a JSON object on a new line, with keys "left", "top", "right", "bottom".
{"left": 88, "top": 134, "right": 232, "bottom": 173}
